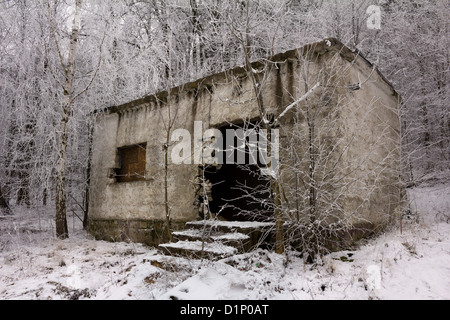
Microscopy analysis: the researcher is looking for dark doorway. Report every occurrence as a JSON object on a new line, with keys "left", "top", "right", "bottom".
{"left": 203, "top": 122, "right": 272, "bottom": 222}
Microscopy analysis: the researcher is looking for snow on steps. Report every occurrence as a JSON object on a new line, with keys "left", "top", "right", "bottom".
{"left": 172, "top": 228, "right": 250, "bottom": 243}
{"left": 158, "top": 220, "right": 275, "bottom": 260}
{"left": 159, "top": 240, "right": 238, "bottom": 260}
{"left": 186, "top": 220, "right": 274, "bottom": 233}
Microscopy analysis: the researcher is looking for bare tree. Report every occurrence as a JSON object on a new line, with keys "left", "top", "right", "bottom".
{"left": 47, "top": 0, "right": 104, "bottom": 238}
{"left": 0, "top": 0, "right": 445, "bottom": 252}
{"left": 51, "top": 0, "right": 82, "bottom": 238}
{"left": 0, "top": 184, "right": 12, "bottom": 215}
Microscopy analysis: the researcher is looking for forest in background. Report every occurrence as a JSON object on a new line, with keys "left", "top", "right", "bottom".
{"left": 0, "top": 0, "right": 448, "bottom": 227}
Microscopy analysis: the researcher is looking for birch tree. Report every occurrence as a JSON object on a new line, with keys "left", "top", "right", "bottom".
{"left": 0, "top": 0, "right": 447, "bottom": 249}
{"left": 48, "top": 0, "right": 103, "bottom": 238}
{"left": 49, "top": 0, "right": 83, "bottom": 239}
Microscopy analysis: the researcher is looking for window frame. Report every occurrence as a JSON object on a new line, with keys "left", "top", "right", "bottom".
{"left": 114, "top": 143, "right": 147, "bottom": 183}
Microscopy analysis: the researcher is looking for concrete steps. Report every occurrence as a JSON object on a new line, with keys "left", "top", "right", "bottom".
{"left": 158, "top": 220, "right": 274, "bottom": 260}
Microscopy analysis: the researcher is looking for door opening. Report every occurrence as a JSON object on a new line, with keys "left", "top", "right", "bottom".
{"left": 202, "top": 121, "right": 272, "bottom": 222}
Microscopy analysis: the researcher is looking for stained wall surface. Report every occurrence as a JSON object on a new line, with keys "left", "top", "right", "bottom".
{"left": 88, "top": 39, "right": 402, "bottom": 246}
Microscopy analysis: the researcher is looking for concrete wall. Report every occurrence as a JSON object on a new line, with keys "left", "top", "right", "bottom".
{"left": 339, "top": 52, "right": 402, "bottom": 229}
{"left": 88, "top": 38, "right": 402, "bottom": 247}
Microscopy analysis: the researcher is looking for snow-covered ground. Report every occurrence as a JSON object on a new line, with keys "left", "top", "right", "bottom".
{"left": 1, "top": 183, "right": 449, "bottom": 300}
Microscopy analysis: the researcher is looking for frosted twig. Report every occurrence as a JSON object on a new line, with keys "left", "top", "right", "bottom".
{"left": 275, "top": 82, "right": 320, "bottom": 123}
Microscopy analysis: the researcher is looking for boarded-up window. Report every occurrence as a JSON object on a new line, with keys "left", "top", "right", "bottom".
{"left": 115, "top": 143, "right": 147, "bottom": 183}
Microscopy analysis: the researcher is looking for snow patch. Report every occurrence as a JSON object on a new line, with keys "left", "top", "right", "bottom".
{"left": 160, "top": 240, "right": 237, "bottom": 255}
{"left": 364, "top": 265, "right": 381, "bottom": 291}
{"left": 172, "top": 229, "right": 249, "bottom": 240}
{"left": 1, "top": 183, "right": 449, "bottom": 300}
{"left": 161, "top": 267, "right": 242, "bottom": 300}
{"left": 187, "top": 220, "right": 274, "bottom": 229}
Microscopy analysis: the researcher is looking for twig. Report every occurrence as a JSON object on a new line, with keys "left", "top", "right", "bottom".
{"left": 275, "top": 82, "right": 321, "bottom": 123}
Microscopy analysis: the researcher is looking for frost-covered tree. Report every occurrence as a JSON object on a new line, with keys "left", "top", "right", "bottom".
{"left": 0, "top": 0, "right": 446, "bottom": 245}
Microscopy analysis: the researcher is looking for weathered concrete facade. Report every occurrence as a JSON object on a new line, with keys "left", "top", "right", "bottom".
{"left": 88, "top": 38, "right": 402, "bottom": 248}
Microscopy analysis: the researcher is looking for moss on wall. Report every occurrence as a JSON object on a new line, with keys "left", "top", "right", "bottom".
{"left": 88, "top": 219, "right": 187, "bottom": 246}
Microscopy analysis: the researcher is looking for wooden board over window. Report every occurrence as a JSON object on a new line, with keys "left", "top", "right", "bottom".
{"left": 116, "top": 143, "right": 146, "bottom": 183}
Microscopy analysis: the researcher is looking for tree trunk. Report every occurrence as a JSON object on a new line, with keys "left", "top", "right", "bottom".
{"left": 83, "top": 121, "right": 94, "bottom": 230}
{"left": 0, "top": 184, "right": 12, "bottom": 215}
{"left": 55, "top": 0, "right": 83, "bottom": 239}
{"left": 190, "top": 0, "right": 204, "bottom": 76}
{"left": 164, "top": 132, "right": 172, "bottom": 242}
{"left": 55, "top": 107, "right": 69, "bottom": 238}
{"left": 235, "top": 11, "right": 285, "bottom": 253}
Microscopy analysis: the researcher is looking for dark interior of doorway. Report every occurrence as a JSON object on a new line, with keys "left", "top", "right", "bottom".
{"left": 203, "top": 122, "right": 272, "bottom": 222}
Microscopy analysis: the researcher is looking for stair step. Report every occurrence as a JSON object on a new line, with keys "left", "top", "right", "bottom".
{"left": 172, "top": 229, "right": 251, "bottom": 252}
{"left": 158, "top": 220, "right": 275, "bottom": 260}
{"left": 186, "top": 220, "right": 274, "bottom": 234}
{"left": 172, "top": 229, "right": 250, "bottom": 242}
{"left": 159, "top": 240, "right": 237, "bottom": 260}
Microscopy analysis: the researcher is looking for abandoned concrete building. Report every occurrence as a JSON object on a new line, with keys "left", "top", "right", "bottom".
{"left": 88, "top": 38, "right": 403, "bottom": 256}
